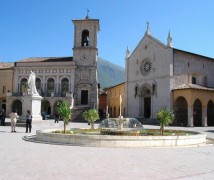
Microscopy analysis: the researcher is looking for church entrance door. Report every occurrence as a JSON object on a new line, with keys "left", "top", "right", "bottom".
{"left": 81, "top": 90, "right": 88, "bottom": 105}
{"left": 144, "top": 97, "right": 151, "bottom": 118}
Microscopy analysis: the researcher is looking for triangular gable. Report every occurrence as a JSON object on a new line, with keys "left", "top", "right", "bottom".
{"left": 129, "top": 34, "right": 169, "bottom": 58}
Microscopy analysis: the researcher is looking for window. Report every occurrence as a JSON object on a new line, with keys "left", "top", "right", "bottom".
{"left": 36, "top": 78, "right": 41, "bottom": 91}
{"left": 47, "top": 78, "right": 55, "bottom": 94}
{"left": 20, "top": 78, "right": 28, "bottom": 93}
{"left": 61, "top": 78, "right": 69, "bottom": 95}
{"left": 81, "top": 30, "right": 89, "bottom": 47}
{"left": 192, "top": 77, "right": 196, "bottom": 84}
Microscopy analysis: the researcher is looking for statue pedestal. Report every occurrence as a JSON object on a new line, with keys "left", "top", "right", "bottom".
{"left": 21, "top": 94, "right": 43, "bottom": 121}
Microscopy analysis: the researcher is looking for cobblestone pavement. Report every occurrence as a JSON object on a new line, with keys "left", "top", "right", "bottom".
{"left": 0, "top": 118, "right": 214, "bottom": 180}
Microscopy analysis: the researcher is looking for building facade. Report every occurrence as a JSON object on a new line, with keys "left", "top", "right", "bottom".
{"left": 0, "top": 62, "right": 14, "bottom": 111}
{"left": 5, "top": 16, "right": 100, "bottom": 118}
{"left": 125, "top": 23, "right": 214, "bottom": 126}
{"left": 106, "top": 82, "right": 125, "bottom": 118}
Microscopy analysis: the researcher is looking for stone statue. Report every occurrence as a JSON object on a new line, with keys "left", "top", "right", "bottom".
{"left": 28, "top": 71, "right": 38, "bottom": 95}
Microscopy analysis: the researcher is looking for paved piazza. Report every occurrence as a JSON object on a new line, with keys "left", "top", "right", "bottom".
{"left": 1, "top": 118, "right": 214, "bottom": 180}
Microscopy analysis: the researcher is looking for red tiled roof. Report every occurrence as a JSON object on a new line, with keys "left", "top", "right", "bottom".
{"left": 173, "top": 83, "right": 214, "bottom": 91}
{"left": 0, "top": 62, "right": 14, "bottom": 69}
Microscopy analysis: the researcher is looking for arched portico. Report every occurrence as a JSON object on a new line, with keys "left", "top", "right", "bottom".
{"left": 174, "top": 97, "right": 188, "bottom": 126}
{"left": 173, "top": 85, "right": 214, "bottom": 127}
{"left": 207, "top": 100, "right": 214, "bottom": 126}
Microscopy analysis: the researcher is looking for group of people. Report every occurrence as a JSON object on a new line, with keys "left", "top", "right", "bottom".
{"left": 8, "top": 109, "right": 32, "bottom": 133}
{"left": 2, "top": 71, "right": 37, "bottom": 132}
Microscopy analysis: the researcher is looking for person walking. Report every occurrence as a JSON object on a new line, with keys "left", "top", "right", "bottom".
{"left": 26, "top": 110, "right": 32, "bottom": 133}
{"left": 0, "top": 109, "right": 6, "bottom": 126}
{"left": 9, "top": 109, "right": 19, "bottom": 132}
{"left": 54, "top": 112, "right": 59, "bottom": 123}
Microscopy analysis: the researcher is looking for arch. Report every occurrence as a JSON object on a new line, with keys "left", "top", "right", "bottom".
{"left": 139, "top": 83, "right": 152, "bottom": 97}
{"left": 41, "top": 100, "right": 51, "bottom": 116}
{"left": 139, "top": 84, "right": 152, "bottom": 118}
{"left": 61, "top": 77, "right": 69, "bottom": 96}
{"left": 81, "top": 30, "right": 89, "bottom": 47}
{"left": 207, "top": 100, "right": 214, "bottom": 126}
{"left": 47, "top": 77, "right": 55, "bottom": 96}
{"left": 11, "top": 99, "right": 22, "bottom": 116}
{"left": 174, "top": 97, "right": 188, "bottom": 126}
{"left": 193, "top": 99, "right": 202, "bottom": 126}
{"left": 0, "top": 97, "right": 6, "bottom": 112}
{"left": 20, "top": 78, "right": 28, "bottom": 93}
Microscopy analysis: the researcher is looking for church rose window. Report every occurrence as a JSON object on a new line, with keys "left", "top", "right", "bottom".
{"left": 141, "top": 59, "right": 152, "bottom": 75}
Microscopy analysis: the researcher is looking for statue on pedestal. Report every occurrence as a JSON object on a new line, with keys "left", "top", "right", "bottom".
{"left": 28, "top": 71, "right": 38, "bottom": 95}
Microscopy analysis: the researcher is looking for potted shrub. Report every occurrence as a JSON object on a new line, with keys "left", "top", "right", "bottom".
{"left": 57, "top": 101, "right": 72, "bottom": 134}
{"left": 82, "top": 109, "right": 100, "bottom": 130}
{"left": 156, "top": 108, "right": 174, "bottom": 136}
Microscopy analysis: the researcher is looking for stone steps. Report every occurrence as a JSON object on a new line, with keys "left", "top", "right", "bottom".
{"left": 71, "top": 106, "right": 90, "bottom": 122}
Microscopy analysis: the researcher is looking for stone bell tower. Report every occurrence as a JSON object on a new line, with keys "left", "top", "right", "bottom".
{"left": 72, "top": 15, "right": 100, "bottom": 108}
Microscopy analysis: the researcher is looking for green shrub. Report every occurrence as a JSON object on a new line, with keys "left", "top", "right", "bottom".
{"left": 156, "top": 108, "right": 174, "bottom": 136}
{"left": 57, "top": 101, "right": 72, "bottom": 134}
{"left": 82, "top": 109, "right": 100, "bottom": 129}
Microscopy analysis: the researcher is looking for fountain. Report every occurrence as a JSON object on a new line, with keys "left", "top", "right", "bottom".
{"left": 99, "top": 117, "right": 144, "bottom": 136}
{"left": 32, "top": 94, "right": 207, "bottom": 147}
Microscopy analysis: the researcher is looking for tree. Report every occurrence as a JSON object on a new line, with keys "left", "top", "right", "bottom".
{"left": 82, "top": 109, "right": 100, "bottom": 129}
{"left": 57, "top": 101, "right": 72, "bottom": 134}
{"left": 156, "top": 108, "right": 174, "bottom": 136}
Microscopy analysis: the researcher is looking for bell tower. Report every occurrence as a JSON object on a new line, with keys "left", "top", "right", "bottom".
{"left": 72, "top": 16, "right": 100, "bottom": 108}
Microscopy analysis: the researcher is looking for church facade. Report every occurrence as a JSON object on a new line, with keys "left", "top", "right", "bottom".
{"left": 125, "top": 24, "right": 214, "bottom": 126}
{"left": 5, "top": 16, "right": 100, "bottom": 118}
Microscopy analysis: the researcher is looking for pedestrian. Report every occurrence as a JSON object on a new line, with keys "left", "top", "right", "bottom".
{"left": 26, "top": 110, "right": 32, "bottom": 133}
{"left": 9, "top": 109, "right": 19, "bottom": 132}
{"left": 55, "top": 112, "right": 59, "bottom": 123}
{"left": 0, "top": 109, "right": 6, "bottom": 126}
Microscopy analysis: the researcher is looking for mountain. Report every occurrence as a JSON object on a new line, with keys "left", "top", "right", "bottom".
{"left": 97, "top": 57, "right": 125, "bottom": 88}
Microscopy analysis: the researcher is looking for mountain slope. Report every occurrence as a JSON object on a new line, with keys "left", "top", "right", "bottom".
{"left": 97, "top": 57, "right": 125, "bottom": 88}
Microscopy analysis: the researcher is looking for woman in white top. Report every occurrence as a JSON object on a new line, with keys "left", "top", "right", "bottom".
{"left": 9, "top": 110, "right": 19, "bottom": 132}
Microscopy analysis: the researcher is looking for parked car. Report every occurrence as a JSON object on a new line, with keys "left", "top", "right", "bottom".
{"left": 42, "top": 112, "right": 50, "bottom": 120}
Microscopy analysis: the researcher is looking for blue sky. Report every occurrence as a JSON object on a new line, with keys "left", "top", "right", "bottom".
{"left": 0, "top": 0, "right": 213, "bottom": 67}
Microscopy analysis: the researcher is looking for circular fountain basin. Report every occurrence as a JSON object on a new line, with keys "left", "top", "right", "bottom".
{"left": 36, "top": 129, "right": 206, "bottom": 147}
{"left": 35, "top": 118, "right": 206, "bottom": 147}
